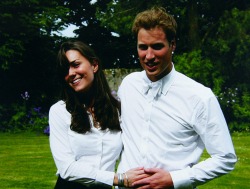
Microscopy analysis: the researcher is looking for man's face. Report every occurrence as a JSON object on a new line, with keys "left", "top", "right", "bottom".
{"left": 137, "top": 27, "right": 175, "bottom": 82}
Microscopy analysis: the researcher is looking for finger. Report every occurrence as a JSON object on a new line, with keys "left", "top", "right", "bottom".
{"left": 134, "top": 173, "right": 150, "bottom": 181}
{"left": 137, "top": 169, "right": 146, "bottom": 175}
{"left": 133, "top": 167, "right": 144, "bottom": 171}
{"left": 132, "top": 177, "right": 150, "bottom": 186}
{"left": 136, "top": 184, "right": 150, "bottom": 189}
{"left": 144, "top": 167, "right": 160, "bottom": 174}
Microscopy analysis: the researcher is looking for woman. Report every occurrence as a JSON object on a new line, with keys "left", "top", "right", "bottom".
{"left": 49, "top": 41, "right": 146, "bottom": 189}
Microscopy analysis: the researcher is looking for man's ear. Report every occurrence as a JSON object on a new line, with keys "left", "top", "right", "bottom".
{"left": 171, "top": 40, "right": 176, "bottom": 52}
{"left": 92, "top": 60, "right": 99, "bottom": 73}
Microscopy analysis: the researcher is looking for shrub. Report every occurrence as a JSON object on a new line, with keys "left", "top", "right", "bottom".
{"left": 0, "top": 91, "right": 49, "bottom": 133}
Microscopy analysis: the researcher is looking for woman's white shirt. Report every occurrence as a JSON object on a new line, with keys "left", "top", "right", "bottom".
{"left": 49, "top": 100, "right": 122, "bottom": 186}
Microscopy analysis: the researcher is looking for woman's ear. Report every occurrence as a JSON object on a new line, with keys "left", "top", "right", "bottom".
{"left": 92, "top": 60, "right": 99, "bottom": 73}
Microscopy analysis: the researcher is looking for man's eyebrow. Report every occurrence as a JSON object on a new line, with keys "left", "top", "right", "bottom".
{"left": 138, "top": 42, "right": 164, "bottom": 45}
{"left": 152, "top": 42, "right": 165, "bottom": 45}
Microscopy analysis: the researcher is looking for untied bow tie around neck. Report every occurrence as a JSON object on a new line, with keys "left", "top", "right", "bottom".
{"left": 143, "top": 81, "right": 162, "bottom": 98}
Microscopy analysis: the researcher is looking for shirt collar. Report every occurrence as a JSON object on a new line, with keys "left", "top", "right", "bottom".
{"left": 142, "top": 63, "right": 176, "bottom": 96}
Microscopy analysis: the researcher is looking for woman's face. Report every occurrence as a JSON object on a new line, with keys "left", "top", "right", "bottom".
{"left": 64, "top": 50, "right": 98, "bottom": 93}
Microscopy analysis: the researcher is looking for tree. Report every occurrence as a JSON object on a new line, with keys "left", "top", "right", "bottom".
{"left": 95, "top": 0, "right": 250, "bottom": 130}
{"left": 0, "top": 0, "right": 69, "bottom": 107}
{"left": 202, "top": 8, "right": 250, "bottom": 126}
{"left": 61, "top": 0, "right": 138, "bottom": 68}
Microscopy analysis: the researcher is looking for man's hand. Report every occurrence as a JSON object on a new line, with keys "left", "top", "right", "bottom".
{"left": 132, "top": 168, "right": 174, "bottom": 189}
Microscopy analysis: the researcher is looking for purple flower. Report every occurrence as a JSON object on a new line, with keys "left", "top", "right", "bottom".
{"left": 21, "top": 91, "right": 30, "bottom": 100}
{"left": 33, "top": 107, "right": 42, "bottom": 113}
{"left": 111, "top": 90, "right": 117, "bottom": 96}
{"left": 44, "top": 125, "right": 50, "bottom": 136}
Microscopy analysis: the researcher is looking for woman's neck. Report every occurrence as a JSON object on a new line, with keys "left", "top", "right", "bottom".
{"left": 77, "top": 90, "right": 95, "bottom": 109}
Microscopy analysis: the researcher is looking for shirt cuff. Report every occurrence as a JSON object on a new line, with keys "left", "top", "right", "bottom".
{"left": 96, "top": 170, "right": 115, "bottom": 186}
{"left": 170, "top": 168, "right": 193, "bottom": 189}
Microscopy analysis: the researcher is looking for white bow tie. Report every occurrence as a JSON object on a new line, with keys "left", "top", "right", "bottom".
{"left": 143, "top": 81, "right": 162, "bottom": 98}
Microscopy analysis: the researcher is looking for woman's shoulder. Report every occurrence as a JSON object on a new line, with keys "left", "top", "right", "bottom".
{"left": 49, "top": 100, "right": 68, "bottom": 114}
{"left": 50, "top": 100, "right": 65, "bottom": 108}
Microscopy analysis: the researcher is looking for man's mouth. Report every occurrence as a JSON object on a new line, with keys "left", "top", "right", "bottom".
{"left": 145, "top": 62, "right": 158, "bottom": 70}
{"left": 146, "top": 62, "right": 156, "bottom": 67}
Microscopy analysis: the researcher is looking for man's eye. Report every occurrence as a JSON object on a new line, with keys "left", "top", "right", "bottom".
{"left": 152, "top": 44, "right": 164, "bottom": 50}
{"left": 138, "top": 45, "right": 148, "bottom": 50}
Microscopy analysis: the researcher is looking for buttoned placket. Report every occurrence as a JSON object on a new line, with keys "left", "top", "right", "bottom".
{"left": 96, "top": 130, "right": 104, "bottom": 169}
{"left": 141, "top": 86, "right": 158, "bottom": 167}
{"left": 89, "top": 112, "right": 104, "bottom": 169}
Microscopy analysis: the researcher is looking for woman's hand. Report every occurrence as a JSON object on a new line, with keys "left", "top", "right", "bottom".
{"left": 124, "top": 167, "right": 151, "bottom": 188}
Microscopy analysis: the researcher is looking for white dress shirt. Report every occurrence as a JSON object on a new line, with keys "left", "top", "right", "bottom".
{"left": 49, "top": 100, "right": 122, "bottom": 186}
{"left": 117, "top": 66, "right": 237, "bottom": 189}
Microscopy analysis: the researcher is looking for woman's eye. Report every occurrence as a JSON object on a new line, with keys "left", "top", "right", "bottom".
{"left": 73, "top": 63, "right": 80, "bottom": 68}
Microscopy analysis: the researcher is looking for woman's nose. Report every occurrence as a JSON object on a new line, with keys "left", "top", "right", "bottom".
{"left": 68, "top": 67, "right": 75, "bottom": 76}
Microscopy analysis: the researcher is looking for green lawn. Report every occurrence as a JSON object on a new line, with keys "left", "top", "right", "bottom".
{"left": 198, "top": 132, "right": 250, "bottom": 189}
{"left": 0, "top": 132, "right": 249, "bottom": 189}
{"left": 0, "top": 132, "right": 57, "bottom": 189}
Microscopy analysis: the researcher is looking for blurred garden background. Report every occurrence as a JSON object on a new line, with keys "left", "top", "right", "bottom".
{"left": 0, "top": 0, "right": 249, "bottom": 188}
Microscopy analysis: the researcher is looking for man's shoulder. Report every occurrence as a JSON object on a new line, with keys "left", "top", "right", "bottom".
{"left": 175, "top": 71, "right": 213, "bottom": 97}
{"left": 118, "top": 71, "right": 145, "bottom": 94}
{"left": 124, "top": 70, "right": 144, "bottom": 79}
{"left": 122, "top": 70, "right": 144, "bottom": 83}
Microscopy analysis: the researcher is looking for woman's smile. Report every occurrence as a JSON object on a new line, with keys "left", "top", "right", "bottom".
{"left": 64, "top": 50, "right": 97, "bottom": 93}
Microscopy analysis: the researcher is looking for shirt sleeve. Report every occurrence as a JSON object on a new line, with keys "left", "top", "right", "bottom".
{"left": 170, "top": 95, "right": 237, "bottom": 189}
{"left": 49, "top": 102, "right": 115, "bottom": 186}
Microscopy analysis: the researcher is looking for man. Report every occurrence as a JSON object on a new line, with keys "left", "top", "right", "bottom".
{"left": 117, "top": 7, "right": 237, "bottom": 189}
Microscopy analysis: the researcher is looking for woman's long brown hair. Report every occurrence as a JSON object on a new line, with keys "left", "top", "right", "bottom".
{"left": 57, "top": 40, "right": 121, "bottom": 133}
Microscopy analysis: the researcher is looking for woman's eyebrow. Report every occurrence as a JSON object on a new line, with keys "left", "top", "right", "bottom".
{"left": 69, "top": 60, "right": 77, "bottom": 65}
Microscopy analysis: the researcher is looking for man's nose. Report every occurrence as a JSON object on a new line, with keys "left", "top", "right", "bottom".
{"left": 146, "top": 48, "right": 155, "bottom": 60}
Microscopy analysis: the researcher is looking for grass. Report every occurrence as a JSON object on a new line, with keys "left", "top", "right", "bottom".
{"left": 198, "top": 132, "right": 250, "bottom": 189}
{"left": 0, "top": 132, "right": 249, "bottom": 189}
{"left": 0, "top": 132, "right": 57, "bottom": 189}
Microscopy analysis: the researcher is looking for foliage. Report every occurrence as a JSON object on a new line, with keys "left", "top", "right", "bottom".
{"left": 96, "top": 0, "right": 249, "bottom": 52}
{"left": 202, "top": 8, "right": 250, "bottom": 131}
{"left": 174, "top": 50, "right": 223, "bottom": 91}
{"left": 63, "top": 0, "right": 140, "bottom": 69}
{"left": 0, "top": 92, "right": 49, "bottom": 133}
{"left": 174, "top": 50, "right": 250, "bottom": 132}
{"left": 96, "top": 0, "right": 162, "bottom": 35}
{"left": 230, "top": 91, "right": 250, "bottom": 132}
{"left": 0, "top": 0, "right": 249, "bottom": 132}
{"left": 0, "top": 0, "right": 69, "bottom": 108}
{"left": 0, "top": 0, "right": 69, "bottom": 70}
{"left": 203, "top": 8, "right": 250, "bottom": 90}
